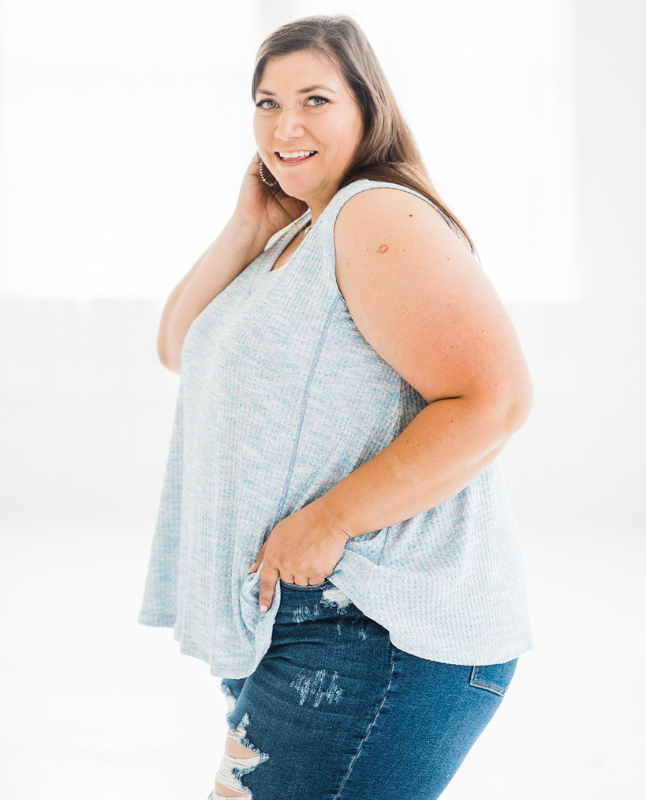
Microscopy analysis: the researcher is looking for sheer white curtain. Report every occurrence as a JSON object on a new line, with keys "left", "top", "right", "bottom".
{"left": 0, "top": 0, "right": 261, "bottom": 299}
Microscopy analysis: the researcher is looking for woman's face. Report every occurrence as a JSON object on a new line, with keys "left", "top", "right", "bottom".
{"left": 254, "top": 49, "right": 364, "bottom": 215}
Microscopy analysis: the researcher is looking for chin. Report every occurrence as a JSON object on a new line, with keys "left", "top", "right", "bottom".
{"left": 277, "top": 177, "right": 317, "bottom": 200}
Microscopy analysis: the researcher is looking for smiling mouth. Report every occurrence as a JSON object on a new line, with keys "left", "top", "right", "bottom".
{"left": 276, "top": 151, "right": 317, "bottom": 163}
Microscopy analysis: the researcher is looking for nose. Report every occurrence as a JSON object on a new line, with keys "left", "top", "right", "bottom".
{"left": 274, "top": 107, "right": 305, "bottom": 142}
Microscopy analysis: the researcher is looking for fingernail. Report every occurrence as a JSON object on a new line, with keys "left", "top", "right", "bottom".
{"left": 259, "top": 604, "right": 268, "bottom": 613}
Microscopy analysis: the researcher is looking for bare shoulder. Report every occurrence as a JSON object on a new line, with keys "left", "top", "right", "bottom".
{"left": 333, "top": 187, "right": 480, "bottom": 311}
{"left": 332, "top": 185, "right": 483, "bottom": 328}
{"left": 333, "top": 186, "right": 472, "bottom": 269}
{"left": 331, "top": 185, "right": 527, "bottom": 406}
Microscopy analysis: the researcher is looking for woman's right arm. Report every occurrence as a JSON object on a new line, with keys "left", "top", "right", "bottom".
{"left": 157, "top": 217, "right": 270, "bottom": 374}
{"left": 157, "top": 154, "right": 307, "bottom": 374}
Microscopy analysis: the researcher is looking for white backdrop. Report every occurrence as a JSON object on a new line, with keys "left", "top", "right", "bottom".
{"left": 1, "top": 1, "right": 644, "bottom": 798}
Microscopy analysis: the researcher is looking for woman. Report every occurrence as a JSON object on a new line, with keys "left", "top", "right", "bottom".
{"left": 138, "top": 14, "right": 533, "bottom": 800}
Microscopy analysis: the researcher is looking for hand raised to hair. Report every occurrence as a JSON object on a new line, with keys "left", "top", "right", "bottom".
{"left": 232, "top": 153, "right": 309, "bottom": 240}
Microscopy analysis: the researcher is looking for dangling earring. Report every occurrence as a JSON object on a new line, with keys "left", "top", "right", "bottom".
{"left": 258, "top": 160, "right": 278, "bottom": 187}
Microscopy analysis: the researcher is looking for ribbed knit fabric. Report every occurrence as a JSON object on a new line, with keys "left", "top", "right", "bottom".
{"left": 137, "top": 178, "right": 533, "bottom": 678}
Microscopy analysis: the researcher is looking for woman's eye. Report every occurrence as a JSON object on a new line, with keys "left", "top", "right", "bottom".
{"left": 255, "top": 97, "right": 328, "bottom": 110}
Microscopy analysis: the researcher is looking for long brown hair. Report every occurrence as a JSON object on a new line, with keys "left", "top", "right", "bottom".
{"left": 252, "top": 14, "right": 478, "bottom": 258}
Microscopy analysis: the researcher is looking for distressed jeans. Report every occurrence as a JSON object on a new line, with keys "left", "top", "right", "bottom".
{"left": 210, "top": 579, "right": 518, "bottom": 800}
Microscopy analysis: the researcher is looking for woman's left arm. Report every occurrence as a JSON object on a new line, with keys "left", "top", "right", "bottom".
{"left": 318, "top": 187, "right": 533, "bottom": 538}
{"left": 251, "top": 187, "right": 533, "bottom": 610}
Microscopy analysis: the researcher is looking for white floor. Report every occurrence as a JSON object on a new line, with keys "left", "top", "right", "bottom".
{"left": 0, "top": 516, "right": 644, "bottom": 800}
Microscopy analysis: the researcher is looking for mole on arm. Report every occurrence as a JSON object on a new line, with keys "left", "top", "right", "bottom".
{"left": 378, "top": 244, "right": 389, "bottom": 254}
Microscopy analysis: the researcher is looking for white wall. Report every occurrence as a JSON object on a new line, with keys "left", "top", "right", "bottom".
{"left": 502, "top": 0, "right": 646, "bottom": 530}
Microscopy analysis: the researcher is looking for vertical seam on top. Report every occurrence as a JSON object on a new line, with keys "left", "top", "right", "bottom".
{"left": 272, "top": 293, "right": 342, "bottom": 527}
{"left": 332, "top": 640, "right": 396, "bottom": 800}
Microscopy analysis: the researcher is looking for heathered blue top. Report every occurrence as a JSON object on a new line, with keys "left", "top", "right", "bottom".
{"left": 138, "top": 178, "right": 533, "bottom": 678}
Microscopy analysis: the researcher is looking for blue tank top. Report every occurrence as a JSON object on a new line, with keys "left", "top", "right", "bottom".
{"left": 138, "top": 178, "right": 533, "bottom": 678}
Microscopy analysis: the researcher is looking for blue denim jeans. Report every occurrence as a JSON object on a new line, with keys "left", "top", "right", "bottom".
{"left": 210, "top": 579, "right": 517, "bottom": 800}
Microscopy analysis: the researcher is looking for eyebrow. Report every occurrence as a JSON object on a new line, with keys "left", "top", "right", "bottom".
{"left": 256, "top": 84, "right": 338, "bottom": 97}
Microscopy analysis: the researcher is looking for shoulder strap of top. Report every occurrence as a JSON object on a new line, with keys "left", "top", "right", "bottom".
{"left": 320, "top": 178, "right": 462, "bottom": 240}
{"left": 263, "top": 210, "right": 312, "bottom": 253}
{"left": 316, "top": 178, "right": 469, "bottom": 292}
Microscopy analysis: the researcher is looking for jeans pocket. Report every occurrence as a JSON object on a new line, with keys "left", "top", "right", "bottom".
{"left": 279, "top": 578, "right": 332, "bottom": 590}
{"left": 469, "top": 659, "right": 518, "bottom": 697}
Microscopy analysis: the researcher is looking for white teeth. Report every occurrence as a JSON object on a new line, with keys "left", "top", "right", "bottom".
{"left": 279, "top": 150, "right": 315, "bottom": 159}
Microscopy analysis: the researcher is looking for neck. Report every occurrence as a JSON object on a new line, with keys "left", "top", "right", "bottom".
{"left": 302, "top": 182, "right": 344, "bottom": 226}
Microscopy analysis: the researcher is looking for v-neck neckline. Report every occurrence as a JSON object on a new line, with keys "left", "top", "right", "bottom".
{"left": 265, "top": 212, "right": 313, "bottom": 277}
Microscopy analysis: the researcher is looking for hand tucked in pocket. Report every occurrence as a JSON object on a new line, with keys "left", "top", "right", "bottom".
{"left": 247, "top": 498, "right": 350, "bottom": 613}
